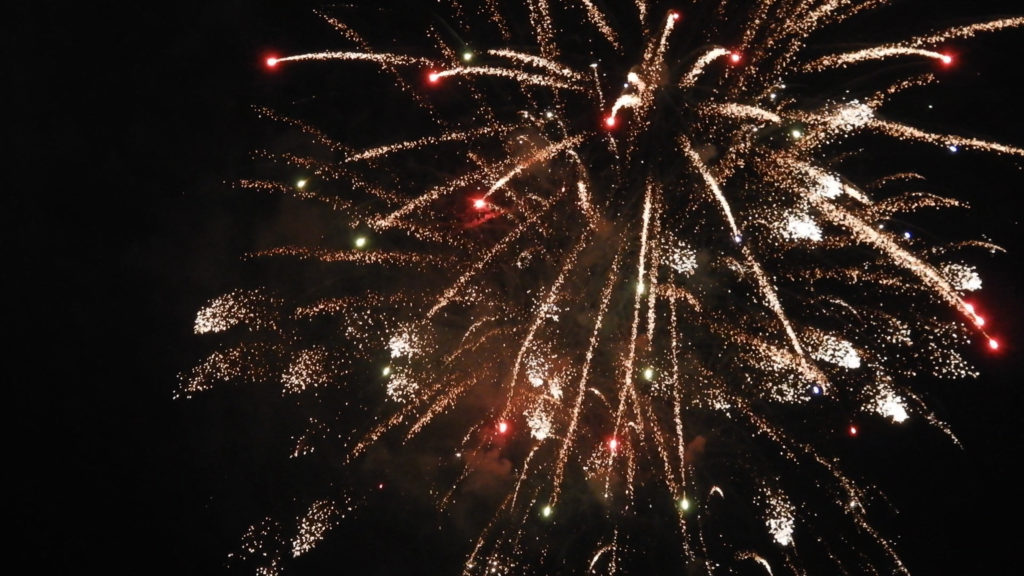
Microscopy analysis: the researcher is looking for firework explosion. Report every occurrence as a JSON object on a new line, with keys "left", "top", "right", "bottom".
{"left": 182, "top": 1, "right": 1022, "bottom": 574}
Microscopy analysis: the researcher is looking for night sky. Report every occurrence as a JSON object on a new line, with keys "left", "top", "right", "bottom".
{"left": 16, "top": 1, "right": 1024, "bottom": 574}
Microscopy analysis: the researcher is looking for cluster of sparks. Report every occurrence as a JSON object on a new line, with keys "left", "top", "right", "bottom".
{"left": 182, "top": 1, "right": 1021, "bottom": 574}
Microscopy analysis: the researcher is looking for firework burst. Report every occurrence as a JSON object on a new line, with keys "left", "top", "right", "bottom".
{"left": 182, "top": 1, "right": 1022, "bottom": 574}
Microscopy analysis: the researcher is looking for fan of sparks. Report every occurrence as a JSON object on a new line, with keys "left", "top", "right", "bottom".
{"left": 181, "top": 1, "right": 1022, "bottom": 574}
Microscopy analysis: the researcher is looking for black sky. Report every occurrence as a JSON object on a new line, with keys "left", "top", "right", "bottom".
{"left": 15, "top": 1, "right": 1024, "bottom": 574}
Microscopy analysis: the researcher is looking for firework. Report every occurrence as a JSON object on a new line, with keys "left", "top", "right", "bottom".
{"left": 182, "top": 1, "right": 1021, "bottom": 574}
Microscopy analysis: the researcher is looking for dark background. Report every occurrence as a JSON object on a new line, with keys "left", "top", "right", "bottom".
{"left": 14, "top": 1, "right": 1023, "bottom": 574}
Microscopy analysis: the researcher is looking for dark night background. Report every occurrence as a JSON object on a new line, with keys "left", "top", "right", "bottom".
{"left": 13, "top": 1, "right": 1024, "bottom": 574}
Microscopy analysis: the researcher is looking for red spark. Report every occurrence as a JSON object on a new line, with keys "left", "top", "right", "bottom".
{"left": 498, "top": 421, "right": 509, "bottom": 434}
{"left": 963, "top": 302, "right": 985, "bottom": 326}
{"left": 728, "top": 52, "right": 742, "bottom": 64}
{"left": 604, "top": 115, "right": 617, "bottom": 129}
